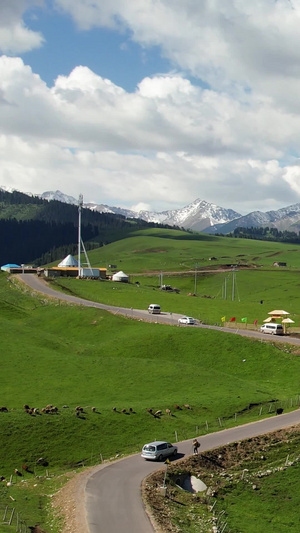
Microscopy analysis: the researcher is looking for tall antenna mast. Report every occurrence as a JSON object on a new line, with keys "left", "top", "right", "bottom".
{"left": 78, "top": 194, "right": 83, "bottom": 277}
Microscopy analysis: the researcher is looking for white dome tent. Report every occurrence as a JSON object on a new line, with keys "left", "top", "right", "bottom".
{"left": 58, "top": 254, "right": 78, "bottom": 267}
{"left": 112, "top": 270, "right": 129, "bottom": 283}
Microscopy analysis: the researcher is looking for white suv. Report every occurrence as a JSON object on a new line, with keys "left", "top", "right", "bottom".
{"left": 141, "top": 441, "right": 178, "bottom": 461}
{"left": 178, "top": 316, "right": 195, "bottom": 325}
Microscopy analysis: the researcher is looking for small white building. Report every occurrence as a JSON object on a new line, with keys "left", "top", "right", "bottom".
{"left": 112, "top": 270, "right": 129, "bottom": 283}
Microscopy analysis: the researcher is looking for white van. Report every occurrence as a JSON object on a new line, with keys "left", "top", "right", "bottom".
{"left": 141, "top": 441, "right": 177, "bottom": 461}
{"left": 260, "top": 323, "right": 284, "bottom": 335}
{"left": 148, "top": 304, "right": 161, "bottom": 314}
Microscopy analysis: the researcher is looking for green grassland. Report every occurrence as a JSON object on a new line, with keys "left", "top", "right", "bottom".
{"left": 49, "top": 268, "right": 300, "bottom": 327}
{"left": 1, "top": 229, "right": 300, "bottom": 531}
{"left": 83, "top": 228, "right": 300, "bottom": 271}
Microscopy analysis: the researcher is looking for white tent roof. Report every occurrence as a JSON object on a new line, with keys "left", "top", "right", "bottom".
{"left": 268, "top": 310, "right": 290, "bottom": 316}
{"left": 281, "top": 318, "right": 295, "bottom": 324}
{"left": 112, "top": 270, "right": 128, "bottom": 279}
{"left": 58, "top": 254, "right": 78, "bottom": 267}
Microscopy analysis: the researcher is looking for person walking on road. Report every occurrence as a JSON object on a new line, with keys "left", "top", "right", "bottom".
{"left": 192, "top": 438, "right": 200, "bottom": 454}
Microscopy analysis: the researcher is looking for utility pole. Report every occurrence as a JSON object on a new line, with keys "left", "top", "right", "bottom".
{"left": 78, "top": 194, "right": 83, "bottom": 278}
{"left": 194, "top": 263, "right": 198, "bottom": 294}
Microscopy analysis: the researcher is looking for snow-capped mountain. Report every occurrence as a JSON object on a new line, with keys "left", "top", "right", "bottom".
{"left": 203, "top": 204, "right": 300, "bottom": 234}
{"left": 161, "top": 199, "right": 241, "bottom": 231}
{"left": 40, "top": 190, "right": 79, "bottom": 205}
{"left": 36, "top": 190, "right": 240, "bottom": 229}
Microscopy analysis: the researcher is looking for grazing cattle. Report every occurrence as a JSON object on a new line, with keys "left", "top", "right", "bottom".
{"left": 36, "top": 458, "right": 48, "bottom": 466}
{"left": 0, "top": 407, "right": 8, "bottom": 412}
{"left": 14, "top": 469, "right": 22, "bottom": 477}
{"left": 174, "top": 404, "right": 182, "bottom": 410}
{"left": 184, "top": 404, "right": 192, "bottom": 409}
{"left": 165, "top": 408, "right": 172, "bottom": 415}
{"left": 23, "top": 404, "right": 30, "bottom": 411}
{"left": 75, "top": 406, "right": 83, "bottom": 412}
{"left": 91, "top": 407, "right": 97, "bottom": 412}
{"left": 154, "top": 410, "right": 162, "bottom": 416}
{"left": 121, "top": 408, "right": 127, "bottom": 413}
{"left": 147, "top": 408, "right": 153, "bottom": 414}
{"left": 29, "top": 525, "right": 47, "bottom": 533}
{"left": 276, "top": 408, "right": 284, "bottom": 415}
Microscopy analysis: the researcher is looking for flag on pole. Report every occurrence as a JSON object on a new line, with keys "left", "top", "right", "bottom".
{"left": 241, "top": 317, "right": 248, "bottom": 323}
{"left": 229, "top": 317, "right": 236, "bottom": 322}
{"left": 253, "top": 319, "right": 258, "bottom": 325}
{"left": 221, "top": 316, "right": 226, "bottom": 322}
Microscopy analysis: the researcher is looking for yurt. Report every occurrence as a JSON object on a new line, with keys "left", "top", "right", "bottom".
{"left": 112, "top": 270, "right": 129, "bottom": 283}
{"left": 58, "top": 254, "right": 78, "bottom": 267}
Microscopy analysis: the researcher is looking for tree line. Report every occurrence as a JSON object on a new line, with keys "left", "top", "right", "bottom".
{"left": 225, "top": 226, "right": 300, "bottom": 243}
{"left": 0, "top": 189, "right": 176, "bottom": 265}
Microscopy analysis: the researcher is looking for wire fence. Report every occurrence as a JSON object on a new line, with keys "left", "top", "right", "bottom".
{"left": 168, "top": 394, "right": 300, "bottom": 445}
{"left": 0, "top": 504, "right": 29, "bottom": 532}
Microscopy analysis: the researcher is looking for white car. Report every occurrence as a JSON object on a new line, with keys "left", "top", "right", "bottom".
{"left": 178, "top": 316, "right": 195, "bottom": 325}
{"left": 141, "top": 441, "right": 178, "bottom": 461}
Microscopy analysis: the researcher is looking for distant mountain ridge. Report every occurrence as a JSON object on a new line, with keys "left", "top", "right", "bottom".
{"left": 40, "top": 191, "right": 241, "bottom": 231}
{"left": 39, "top": 190, "right": 300, "bottom": 234}
{"left": 204, "top": 205, "right": 300, "bottom": 234}
{"left": 2, "top": 186, "right": 300, "bottom": 234}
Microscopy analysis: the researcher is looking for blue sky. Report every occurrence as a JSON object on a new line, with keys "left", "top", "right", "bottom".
{"left": 0, "top": 1, "right": 300, "bottom": 214}
{"left": 22, "top": 6, "right": 171, "bottom": 91}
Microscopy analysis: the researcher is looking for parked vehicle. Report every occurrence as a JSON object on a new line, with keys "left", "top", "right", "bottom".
{"left": 260, "top": 323, "right": 284, "bottom": 335}
{"left": 141, "top": 441, "right": 178, "bottom": 461}
{"left": 148, "top": 304, "right": 161, "bottom": 314}
{"left": 178, "top": 316, "right": 195, "bottom": 325}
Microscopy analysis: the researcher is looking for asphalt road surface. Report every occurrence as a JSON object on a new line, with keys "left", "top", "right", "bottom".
{"left": 17, "top": 274, "right": 300, "bottom": 532}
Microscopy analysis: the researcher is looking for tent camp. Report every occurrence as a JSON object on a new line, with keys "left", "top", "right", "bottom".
{"left": 112, "top": 270, "right": 129, "bottom": 283}
{"left": 58, "top": 255, "right": 78, "bottom": 267}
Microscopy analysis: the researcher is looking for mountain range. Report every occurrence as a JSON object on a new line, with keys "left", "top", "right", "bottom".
{"left": 39, "top": 190, "right": 300, "bottom": 234}
{"left": 2, "top": 186, "right": 300, "bottom": 234}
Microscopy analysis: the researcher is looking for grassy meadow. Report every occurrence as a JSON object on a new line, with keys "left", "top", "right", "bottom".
{"left": 1, "top": 230, "right": 300, "bottom": 531}
{"left": 84, "top": 228, "right": 300, "bottom": 272}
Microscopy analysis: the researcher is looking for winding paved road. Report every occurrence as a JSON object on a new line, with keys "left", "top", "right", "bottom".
{"left": 17, "top": 274, "right": 300, "bottom": 532}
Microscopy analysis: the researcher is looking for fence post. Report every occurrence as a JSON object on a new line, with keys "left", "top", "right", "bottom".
{"left": 8, "top": 507, "right": 15, "bottom": 525}
{"left": 3, "top": 505, "right": 8, "bottom": 522}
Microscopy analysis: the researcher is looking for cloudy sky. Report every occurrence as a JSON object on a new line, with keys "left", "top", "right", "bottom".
{"left": 1, "top": 0, "right": 300, "bottom": 214}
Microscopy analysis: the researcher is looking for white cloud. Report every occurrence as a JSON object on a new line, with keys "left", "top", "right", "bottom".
{"left": 54, "top": 0, "right": 300, "bottom": 110}
{"left": 1, "top": 2, "right": 300, "bottom": 214}
{"left": 0, "top": 0, "right": 44, "bottom": 54}
{"left": 0, "top": 54, "right": 299, "bottom": 213}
